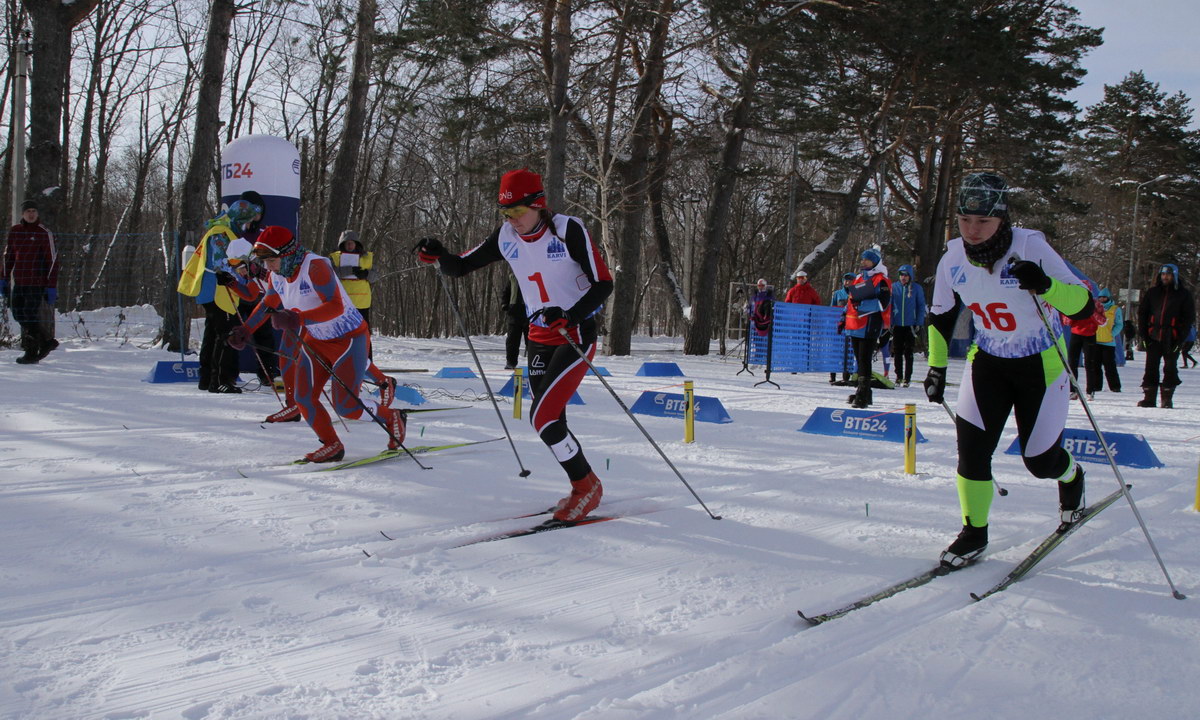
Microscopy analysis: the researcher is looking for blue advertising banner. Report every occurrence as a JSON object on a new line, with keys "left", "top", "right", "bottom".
{"left": 434, "top": 366, "right": 478, "bottom": 379}
{"left": 144, "top": 360, "right": 204, "bottom": 383}
{"left": 496, "top": 375, "right": 584, "bottom": 405}
{"left": 629, "top": 391, "right": 732, "bottom": 424}
{"left": 368, "top": 383, "right": 425, "bottom": 406}
{"left": 1004, "top": 428, "right": 1162, "bottom": 469}
{"left": 799, "top": 406, "right": 928, "bottom": 444}
{"left": 636, "top": 362, "right": 685, "bottom": 377}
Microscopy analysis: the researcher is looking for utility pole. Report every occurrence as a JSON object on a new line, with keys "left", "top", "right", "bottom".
{"left": 10, "top": 31, "right": 32, "bottom": 223}
{"left": 1123, "top": 174, "right": 1171, "bottom": 323}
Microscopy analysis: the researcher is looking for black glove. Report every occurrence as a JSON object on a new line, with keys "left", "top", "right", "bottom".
{"left": 215, "top": 270, "right": 237, "bottom": 286}
{"left": 541, "top": 306, "right": 573, "bottom": 332}
{"left": 1009, "top": 260, "right": 1051, "bottom": 294}
{"left": 878, "top": 329, "right": 892, "bottom": 346}
{"left": 270, "top": 308, "right": 303, "bottom": 333}
{"left": 836, "top": 319, "right": 846, "bottom": 334}
{"left": 924, "top": 366, "right": 947, "bottom": 403}
{"left": 414, "top": 237, "right": 447, "bottom": 264}
{"left": 352, "top": 267, "right": 369, "bottom": 279}
{"left": 227, "top": 325, "right": 251, "bottom": 350}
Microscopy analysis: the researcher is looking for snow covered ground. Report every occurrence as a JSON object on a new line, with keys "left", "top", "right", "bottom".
{"left": 2, "top": 308, "right": 1198, "bottom": 719}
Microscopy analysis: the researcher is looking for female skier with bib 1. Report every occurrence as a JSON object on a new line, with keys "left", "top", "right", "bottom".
{"left": 417, "top": 169, "right": 614, "bottom": 522}
{"left": 923, "top": 172, "right": 1095, "bottom": 568}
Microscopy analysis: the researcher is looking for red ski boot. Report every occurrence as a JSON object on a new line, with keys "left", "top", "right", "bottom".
{"left": 305, "top": 440, "right": 345, "bottom": 463}
{"left": 265, "top": 405, "right": 302, "bottom": 423}
{"left": 379, "top": 376, "right": 398, "bottom": 408}
{"left": 384, "top": 408, "right": 407, "bottom": 450}
{"left": 553, "top": 472, "right": 603, "bottom": 522}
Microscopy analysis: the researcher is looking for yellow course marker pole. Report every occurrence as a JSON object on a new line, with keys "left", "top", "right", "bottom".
{"left": 684, "top": 380, "right": 695, "bottom": 444}
{"left": 1194, "top": 456, "right": 1199, "bottom": 512}
{"left": 512, "top": 367, "right": 523, "bottom": 420}
{"left": 904, "top": 403, "right": 917, "bottom": 475}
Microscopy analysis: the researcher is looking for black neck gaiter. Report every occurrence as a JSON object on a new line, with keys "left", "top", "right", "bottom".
{"left": 963, "top": 218, "right": 1013, "bottom": 272}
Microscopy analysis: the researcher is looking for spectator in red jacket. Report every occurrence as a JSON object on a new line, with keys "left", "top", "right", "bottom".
{"left": 1, "top": 200, "right": 59, "bottom": 364}
{"left": 1062, "top": 295, "right": 1106, "bottom": 400}
{"left": 784, "top": 270, "right": 821, "bottom": 305}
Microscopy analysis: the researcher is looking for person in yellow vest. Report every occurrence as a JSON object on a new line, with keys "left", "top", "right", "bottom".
{"left": 329, "top": 231, "right": 373, "bottom": 325}
{"left": 329, "top": 230, "right": 397, "bottom": 401}
{"left": 193, "top": 196, "right": 263, "bottom": 393}
{"left": 1088, "top": 288, "right": 1123, "bottom": 394}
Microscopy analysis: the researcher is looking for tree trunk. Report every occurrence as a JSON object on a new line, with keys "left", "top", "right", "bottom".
{"left": 915, "top": 125, "right": 960, "bottom": 280}
{"left": 163, "top": 0, "right": 234, "bottom": 353}
{"left": 794, "top": 148, "right": 889, "bottom": 278}
{"left": 542, "top": 0, "right": 571, "bottom": 207}
{"left": 323, "top": 0, "right": 376, "bottom": 251}
{"left": 649, "top": 113, "right": 687, "bottom": 330}
{"left": 683, "top": 47, "right": 761, "bottom": 356}
{"left": 605, "top": 0, "right": 673, "bottom": 355}
{"left": 22, "top": 0, "right": 101, "bottom": 225}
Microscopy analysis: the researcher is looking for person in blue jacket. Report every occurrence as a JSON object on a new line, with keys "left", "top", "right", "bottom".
{"left": 1088, "top": 288, "right": 1123, "bottom": 394}
{"left": 889, "top": 264, "right": 927, "bottom": 387}
{"left": 829, "top": 272, "right": 854, "bottom": 385}
{"left": 1181, "top": 323, "right": 1197, "bottom": 369}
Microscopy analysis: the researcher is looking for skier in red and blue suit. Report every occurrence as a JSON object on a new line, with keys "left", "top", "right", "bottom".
{"left": 229, "top": 226, "right": 405, "bottom": 463}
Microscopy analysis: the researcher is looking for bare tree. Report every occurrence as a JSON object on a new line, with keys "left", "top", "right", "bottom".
{"left": 324, "top": 0, "right": 377, "bottom": 249}
{"left": 163, "top": 0, "right": 236, "bottom": 352}
{"left": 21, "top": 0, "right": 100, "bottom": 225}
{"left": 606, "top": 0, "right": 674, "bottom": 355}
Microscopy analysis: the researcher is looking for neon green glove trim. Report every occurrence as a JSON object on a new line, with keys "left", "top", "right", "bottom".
{"left": 928, "top": 324, "right": 949, "bottom": 367}
{"left": 957, "top": 474, "right": 994, "bottom": 527}
{"left": 1040, "top": 338, "right": 1067, "bottom": 387}
{"left": 1041, "top": 278, "right": 1089, "bottom": 316}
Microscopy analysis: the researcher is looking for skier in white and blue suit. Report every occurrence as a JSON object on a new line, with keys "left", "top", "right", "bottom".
{"left": 923, "top": 172, "right": 1096, "bottom": 568}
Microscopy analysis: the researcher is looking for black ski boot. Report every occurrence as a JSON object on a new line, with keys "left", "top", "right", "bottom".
{"left": 1136, "top": 385, "right": 1157, "bottom": 408}
{"left": 850, "top": 378, "right": 872, "bottom": 408}
{"left": 941, "top": 522, "right": 988, "bottom": 569}
{"left": 1160, "top": 386, "right": 1175, "bottom": 409}
{"left": 1058, "top": 465, "right": 1086, "bottom": 523}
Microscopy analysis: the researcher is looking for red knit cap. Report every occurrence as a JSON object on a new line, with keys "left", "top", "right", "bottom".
{"left": 253, "top": 225, "right": 298, "bottom": 257}
{"left": 497, "top": 169, "right": 546, "bottom": 209}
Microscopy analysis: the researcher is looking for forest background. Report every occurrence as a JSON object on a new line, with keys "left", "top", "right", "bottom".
{"left": 2, "top": 0, "right": 1197, "bottom": 356}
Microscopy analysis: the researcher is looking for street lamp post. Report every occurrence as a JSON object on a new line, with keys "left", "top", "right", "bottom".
{"left": 1123, "top": 174, "right": 1172, "bottom": 317}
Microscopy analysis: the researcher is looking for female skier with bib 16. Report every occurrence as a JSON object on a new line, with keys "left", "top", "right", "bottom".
{"left": 923, "top": 172, "right": 1095, "bottom": 568}
{"left": 417, "top": 169, "right": 614, "bottom": 522}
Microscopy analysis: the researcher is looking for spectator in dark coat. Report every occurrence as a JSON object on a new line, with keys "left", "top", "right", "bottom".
{"left": 2, "top": 200, "right": 59, "bottom": 364}
{"left": 502, "top": 274, "right": 528, "bottom": 369}
{"left": 1137, "top": 263, "right": 1196, "bottom": 408}
{"left": 747, "top": 278, "right": 775, "bottom": 336}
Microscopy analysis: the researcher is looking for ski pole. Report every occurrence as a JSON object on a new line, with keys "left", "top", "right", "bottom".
{"left": 554, "top": 326, "right": 721, "bottom": 520}
{"left": 231, "top": 297, "right": 285, "bottom": 409}
{"left": 1023, "top": 272, "right": 1184, "bottom": 599}
{"left": 433, "top": 270, "right": 532, "bottom": 477}
{"left": 281, "top": 322, "right": 430, "bottom": 470}
{"left": 237, "top": 332, "right": 349, "bottom": 434}
{"left": 938, "top": 400, "right": 1008, "bottom": 497}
